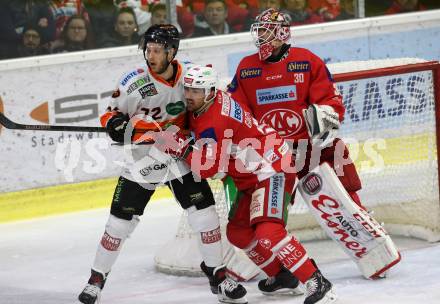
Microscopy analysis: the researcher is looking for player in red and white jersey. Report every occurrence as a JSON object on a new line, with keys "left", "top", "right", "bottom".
{"left": 228, "top": 8, "right": 400, "bottom": 284}
{"left": 78, "top": 25, "right": 247, "bottom": 304}
{"left": 157, "top": 65, "right": 337, "bottom": 304}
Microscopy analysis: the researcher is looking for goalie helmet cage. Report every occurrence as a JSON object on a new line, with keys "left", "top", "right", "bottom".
{"left": 154, "top": 58, "right": 440, "bottom": 278}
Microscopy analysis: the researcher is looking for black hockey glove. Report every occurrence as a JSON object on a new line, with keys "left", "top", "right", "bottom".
{"left": 106, "top": 112, "right": 130, "bottom": 143}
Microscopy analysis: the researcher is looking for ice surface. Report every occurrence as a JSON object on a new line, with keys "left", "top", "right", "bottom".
{"left": 0, "top": 199, "right": 439, "bottom": 304}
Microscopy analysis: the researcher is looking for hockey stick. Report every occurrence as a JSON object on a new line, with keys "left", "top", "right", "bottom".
{"left": 0, "top": 112, "right": 159, "bottom": 145}
{"left": 0, "top": 112, "right": 107, "bottom": 133}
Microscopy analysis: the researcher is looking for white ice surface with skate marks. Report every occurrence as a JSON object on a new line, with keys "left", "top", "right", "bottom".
{"left": 0, "top": 198, "right": 439, "bottom": 304}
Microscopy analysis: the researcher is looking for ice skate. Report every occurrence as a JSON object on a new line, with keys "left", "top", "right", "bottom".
{"left": 78, "top": 269, "right": 107, "bottom": 304}
{"left": 201, "top": 262, "right": 248, "bottom": 304}
{"left": 304, "top": 270, "right": 337, "bottom": 304}
{"left": 258, "top": 267, "right": 304, "bottom": 296}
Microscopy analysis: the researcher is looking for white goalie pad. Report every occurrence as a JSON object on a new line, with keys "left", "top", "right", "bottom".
{"left": 298, "top": 162, "right": 401, "bottom": 279}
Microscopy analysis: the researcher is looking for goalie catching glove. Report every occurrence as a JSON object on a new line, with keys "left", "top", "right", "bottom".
{"left": 303, "top": 104, "right": 340, "bottom": 148}
{"left": 153, "top": 125, "right": 194, "bottom": 159}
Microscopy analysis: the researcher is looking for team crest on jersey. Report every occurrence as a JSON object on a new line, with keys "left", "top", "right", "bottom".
{"left": 259, "top": 109, "right": 303, "bottom": 137}
{"left": 126, "top": 76, "right": 151, "bottom": 94}
{"left": 240, "top": 68, "right": 262, "bottom": 79}
{"left": 230, "top": 99, "right": 243, "bottom": 123}
{"left": 287, "top": 61, "right": 310, "bottom": 72}
{"left": 138, "top": 83, "right": 158, "bottom": 98}
{"left": 256, "top": 85, "right": 297, "bottom": 105}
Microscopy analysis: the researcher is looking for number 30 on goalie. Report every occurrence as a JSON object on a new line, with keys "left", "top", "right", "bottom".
{"left": 298, "top": 162, "right": 401, "bottom": 279}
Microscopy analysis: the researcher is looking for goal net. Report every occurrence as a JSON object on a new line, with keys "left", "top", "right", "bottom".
{"left": 288, "top": 58, "right": 440, "bottom": 243}
{"left": 154, "top": 58, "right": 440, "bottom": 277}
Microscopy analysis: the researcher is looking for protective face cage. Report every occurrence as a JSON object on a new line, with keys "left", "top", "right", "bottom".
{"left": 250, "top": 9, "right": 291, "bottom": 48}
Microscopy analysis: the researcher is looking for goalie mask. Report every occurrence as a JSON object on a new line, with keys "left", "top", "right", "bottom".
{"left": 250, "top": 9, "right": 291, "bottom": 61}
{"left": 183, "top": 66, "right": 219, "bottom": 103}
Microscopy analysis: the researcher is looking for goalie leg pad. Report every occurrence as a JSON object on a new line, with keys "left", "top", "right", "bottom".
{"left": 93, "top": 214, "right": 140, "bottom": 274}
{"left": 187, "top": 205, "right": 223, "bottom": 267}
{"left": 298, "top": 162, "right": 401, "bottom": 279}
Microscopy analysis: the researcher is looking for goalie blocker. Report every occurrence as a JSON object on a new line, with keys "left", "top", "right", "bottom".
{"left": 298, "top": 162, "right": 401, "bottom": 279}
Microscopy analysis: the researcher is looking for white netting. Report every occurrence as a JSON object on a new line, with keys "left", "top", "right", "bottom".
{"left": 288, "top": 58, "right": 440, "bottom": 242}
{"left": 154, "top": 180, "right": 260, "bottom": 278}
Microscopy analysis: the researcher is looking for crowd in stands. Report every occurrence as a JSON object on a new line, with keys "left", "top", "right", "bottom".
{"left": 0, "top": 0, "right": 435, "bottom": 60}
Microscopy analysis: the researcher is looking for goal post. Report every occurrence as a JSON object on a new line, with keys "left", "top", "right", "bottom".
{"left": 154, "top": 58, "right": 440, "bottom": 278}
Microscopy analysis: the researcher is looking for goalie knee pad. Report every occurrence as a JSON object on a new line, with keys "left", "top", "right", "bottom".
{"left": 92, "top": 214, "right": 140, "bottom": 274}
{"left": 187, "top": 205, "right": 223, "bottom": 267}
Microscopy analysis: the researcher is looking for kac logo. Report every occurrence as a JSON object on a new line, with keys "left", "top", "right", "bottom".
{"left": 259, "top": 109, "right": 303, "bottom": 137}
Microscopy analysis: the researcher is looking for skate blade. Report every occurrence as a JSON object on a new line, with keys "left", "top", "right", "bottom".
{"left": 316, "top": 289, "right": 337, "bottom": 304}
{"left": 261, "top": 286, "right": 304, "bottom": 296}
{"left": 218, "top": 295, "right": 248, "bottom": 304}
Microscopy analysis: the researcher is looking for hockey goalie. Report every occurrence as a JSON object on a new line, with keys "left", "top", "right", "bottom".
{"left": 227, "top": 7, "right": 401, "bottom": 280}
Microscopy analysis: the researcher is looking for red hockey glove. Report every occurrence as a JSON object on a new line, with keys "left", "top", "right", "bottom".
{"left": 153, "top": 125, "right": 194, "bottom": 159}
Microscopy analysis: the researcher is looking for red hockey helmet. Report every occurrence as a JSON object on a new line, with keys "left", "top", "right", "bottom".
{"left": 250, "top": 9, "right": 291, "bottom": 61}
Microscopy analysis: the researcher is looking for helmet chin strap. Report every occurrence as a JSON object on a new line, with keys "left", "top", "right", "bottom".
{"left": 194, "top": 90, "right": 216, "bottom": 115}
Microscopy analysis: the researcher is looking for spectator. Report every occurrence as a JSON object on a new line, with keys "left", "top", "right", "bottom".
{"left": 99, "top": 7, "right": 139, "bottom": 47}
{"left": 0, "top": 0, "right": 24, "bottom": 59}
{"left": 229, "top": 0, "right": 259, "bottom": 10}
{"left": 242, "top": 0, "right": 283, "bottom": 31}
{"left": 308, "top": 0, "right": 341, "bottom": 21}
{"left": 17, "top": 23, "right": 50, "bottom": 57}
{"left": 260, "top": 0, "right": 283, "bottom": 10}
{"left": 282, "top": 0, "right": 324, "bottom": 25}
{"left": 48, "top": 0, "right": 89, "bottom": 40}
{"left": 52, "top": 15, "right": 94, "bottom": 53}
{"left": 150, "top": 3, "right": 167, "bottom": 25}
{"left": 334, "top": 0, "right": 355, "bottom": 20}
{"left": 192, "top": 0, "right": 234, "bottom": 37}
{"left": 83, "top": 0, "right": 114, "bottom": 41}
{"left": 9, "top": 0, "right": 56, "bottom": 44}
{"left": 113, "top": 0, "right": 151, "bottom": 36}
{"left": 385, "top": 0, "right": 426, "bottom": 14}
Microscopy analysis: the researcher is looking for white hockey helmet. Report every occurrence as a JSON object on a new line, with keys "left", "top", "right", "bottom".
{"left": 183, "top": 65, "right": 219, "bottom": 102}
{"left": 250, "top": 8, "right": 291, "bottom": 60}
